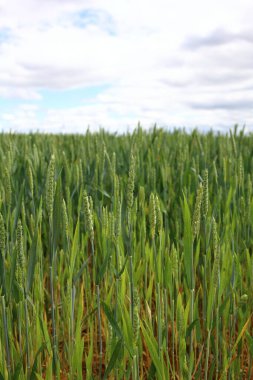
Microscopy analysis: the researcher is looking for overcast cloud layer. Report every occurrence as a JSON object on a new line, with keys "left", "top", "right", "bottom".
{"left": 0, "top": 0, "right": 253, "bottom": 133}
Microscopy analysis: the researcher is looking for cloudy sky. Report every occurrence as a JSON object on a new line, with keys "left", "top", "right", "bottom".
{"left": 0, "top": 0, "right": 253, "bottom": 133}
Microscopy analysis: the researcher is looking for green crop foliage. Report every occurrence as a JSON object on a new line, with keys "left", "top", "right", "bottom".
{"left": 0, "top": 126, "right": 252, "bottom": 379}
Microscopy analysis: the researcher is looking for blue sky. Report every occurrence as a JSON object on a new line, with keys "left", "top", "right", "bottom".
{"left": 0, "top": 0, "right": 253, "bottom": 133}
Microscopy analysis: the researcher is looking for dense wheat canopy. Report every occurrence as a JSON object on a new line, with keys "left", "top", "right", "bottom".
{"left": 0, "top": 126, "right": 252, "bottom": 379}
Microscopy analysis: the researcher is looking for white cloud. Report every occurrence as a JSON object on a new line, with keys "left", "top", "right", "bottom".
{"left": 0, "top": 0, "right": 253, "bottom": 132}
{"left": 0, "top": 103, "right": 39, "bottom": 132}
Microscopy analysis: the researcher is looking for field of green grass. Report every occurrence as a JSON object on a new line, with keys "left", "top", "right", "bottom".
{"left": 0, "top": 126, "right": 252, "bottom": 379}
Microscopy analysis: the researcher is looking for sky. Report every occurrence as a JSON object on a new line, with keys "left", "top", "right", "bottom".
{"left": 0, "top": 0, "right": 253, "bottom": 134}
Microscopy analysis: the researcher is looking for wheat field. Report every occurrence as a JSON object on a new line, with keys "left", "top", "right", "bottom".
{"left": 0, "top": 126, "right": 252, "bottom": 379}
